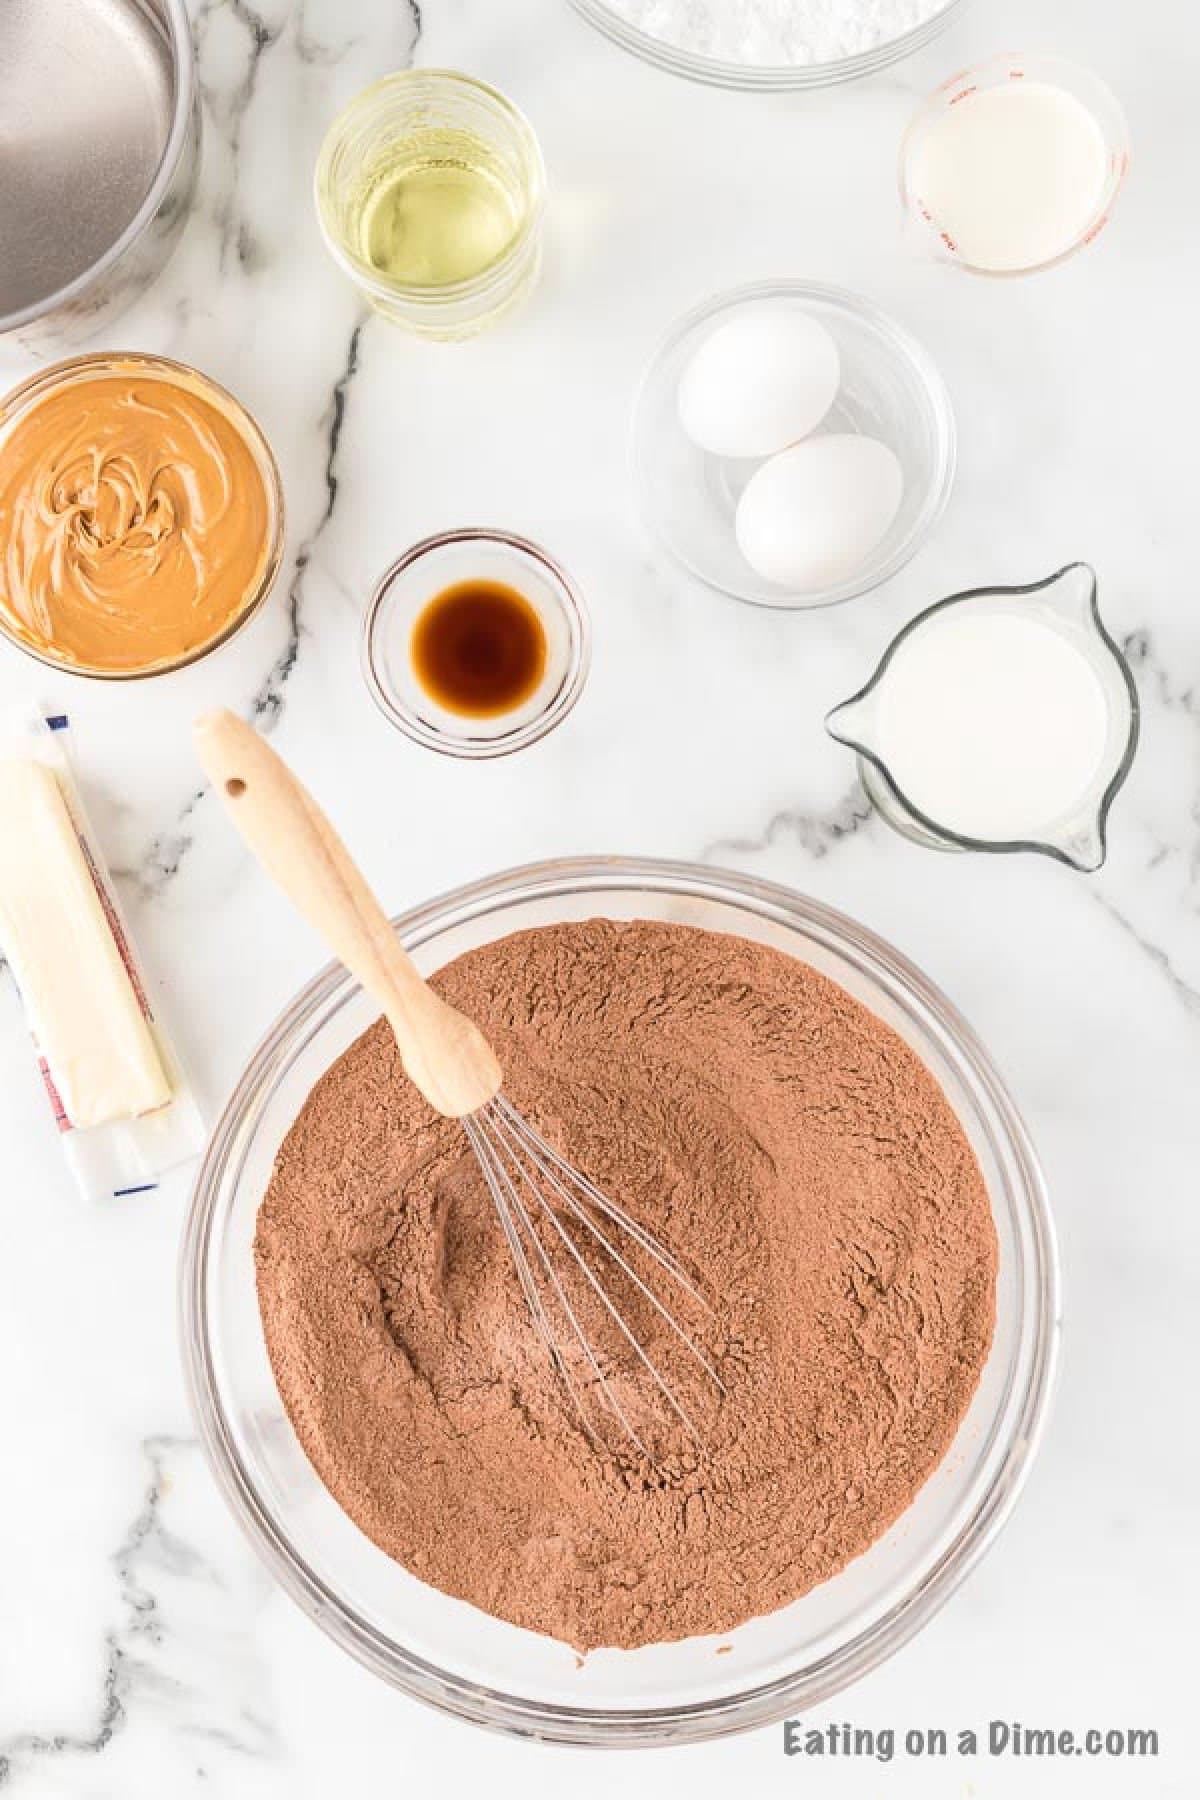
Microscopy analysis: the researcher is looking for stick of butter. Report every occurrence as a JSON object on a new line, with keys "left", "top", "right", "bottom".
{"left": 0, "top": 757, "right": 172, "bottom": 1128}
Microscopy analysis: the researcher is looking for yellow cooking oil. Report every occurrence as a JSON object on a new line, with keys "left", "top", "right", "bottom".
{"left": 355, "top": 130, "right": 522, "bottom": 288}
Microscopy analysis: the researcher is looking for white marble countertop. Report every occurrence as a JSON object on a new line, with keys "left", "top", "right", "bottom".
{"left": 0, "top": 0, "right": 1196, "bottom": 1792}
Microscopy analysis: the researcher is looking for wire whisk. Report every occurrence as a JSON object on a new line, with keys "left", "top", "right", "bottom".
{"left": 465, "top": 1093, "right": 723, "bottom": 1456}
{"left": 195, "top": 710, "right": 724, "bottom": 1457}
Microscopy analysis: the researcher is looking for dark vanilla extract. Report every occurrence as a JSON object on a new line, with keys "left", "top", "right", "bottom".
{"left": 411, "top": 579, "right": 546, "bottom": 718}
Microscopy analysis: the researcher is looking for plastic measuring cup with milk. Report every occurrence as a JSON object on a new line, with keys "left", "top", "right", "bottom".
{"left": 826, "top": 564, "right": 1139, "bottom": 871}
{"left": 900, "top": 55, "right": 1130, "bottom": 276}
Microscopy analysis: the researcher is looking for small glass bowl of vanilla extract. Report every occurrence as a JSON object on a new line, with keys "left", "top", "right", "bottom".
{"left": 362, "top": 529, "right": 591, "bottom": 758}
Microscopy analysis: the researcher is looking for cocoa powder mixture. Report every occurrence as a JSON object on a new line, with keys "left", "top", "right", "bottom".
{"left": 256, "top": 920, "right": 996, "bottom": 1650}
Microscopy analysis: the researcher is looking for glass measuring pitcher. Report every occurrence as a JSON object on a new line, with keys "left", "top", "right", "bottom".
{"left": 825, "top": 563, "right": 1139, "bottom": 871}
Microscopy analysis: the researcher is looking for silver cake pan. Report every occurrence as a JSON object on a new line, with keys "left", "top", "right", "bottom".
{"left": 0, "top": 0, "right": 200, "bottom": 355}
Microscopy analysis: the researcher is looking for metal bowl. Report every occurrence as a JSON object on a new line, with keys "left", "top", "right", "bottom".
{"left": 0, "top": 0, "right": 200, "bottom": 354}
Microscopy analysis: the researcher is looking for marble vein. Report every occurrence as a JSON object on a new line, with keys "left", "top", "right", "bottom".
{"left": 1121, "top": 628, "right": 1200, "bottom": 722}
{"left": 117, "top": 316, "right": 365, "bottom": 897}
{"left": 293, "top": 0, "right": 421, "bottom": 65}
{"left": 119, "top": 787, "right": 207, "bottom": 900}
{"left": 1092, "top": 894, "right": 1200, "bottom": 1020}
{"left": 700, "top": 785, "right": 874, "bottom": 864}
{"left": 0, "top": 1438, "right": 193, "bottom": 1789}
{"left": 250, "top": 317, "right": 365, "bottom": 728}
{"left": 193, "top": 0, "right": 283, "bottom": 275}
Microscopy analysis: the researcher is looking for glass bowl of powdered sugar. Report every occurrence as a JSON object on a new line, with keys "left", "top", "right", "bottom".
{"left": 567, "top": 0, "right": 969, "bottom": 89}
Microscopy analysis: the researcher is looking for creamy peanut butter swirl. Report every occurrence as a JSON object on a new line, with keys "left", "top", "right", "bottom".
{"left": 0, "top": 363, "right": 275, "bottom": 673}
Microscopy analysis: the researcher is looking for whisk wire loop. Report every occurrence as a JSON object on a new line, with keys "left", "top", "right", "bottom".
{"left": 491, "top": 1093, "right": 716, "bottom": 1318}
{"left": 463, "top": 1091, "right": 723, "bottom": 1453}
{"left": 486, "top": 1104, "right": 699, "bottom": 1443}
{"left": 487, "top": 1100, "right": 726, "bottom": 1404}
{"left": 463, "top": 1117, "right": 588, "bottom": 1419}
{"left": 473, "top": 1117, "right": 650, "bottom": 1456}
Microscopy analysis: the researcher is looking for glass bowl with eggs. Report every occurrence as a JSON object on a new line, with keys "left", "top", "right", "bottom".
{"left": 632, "top": 280, "right": 956, "bottom": 611}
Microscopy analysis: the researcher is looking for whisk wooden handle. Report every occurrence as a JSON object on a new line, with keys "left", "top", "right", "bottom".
{"left": 193, "top": 710, "right": 502, "bottom": 1119}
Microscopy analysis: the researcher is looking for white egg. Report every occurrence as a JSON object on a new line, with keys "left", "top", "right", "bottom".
{"left": 677, "top": 306, "right": 841, "bottom": 460}
{"left": 735, "top": 434, "right": 904, "bottom": 591}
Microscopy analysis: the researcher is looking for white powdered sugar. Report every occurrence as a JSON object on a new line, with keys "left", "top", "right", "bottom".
{"left": 607, "top": 0, "right": 951, "bottom": 67}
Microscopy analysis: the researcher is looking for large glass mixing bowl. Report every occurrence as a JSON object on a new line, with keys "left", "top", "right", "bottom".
{"left": 179, "top": 857, "right": 1058, "bottom": 1745}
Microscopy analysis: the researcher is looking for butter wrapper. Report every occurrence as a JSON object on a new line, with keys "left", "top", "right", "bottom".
{"left": 0, "top": 712, "right": 205, "bottom": 1201}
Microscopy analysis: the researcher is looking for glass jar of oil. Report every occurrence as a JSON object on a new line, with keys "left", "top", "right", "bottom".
{"left": 315, "top": 71, "right": 545, "bottom": 340}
